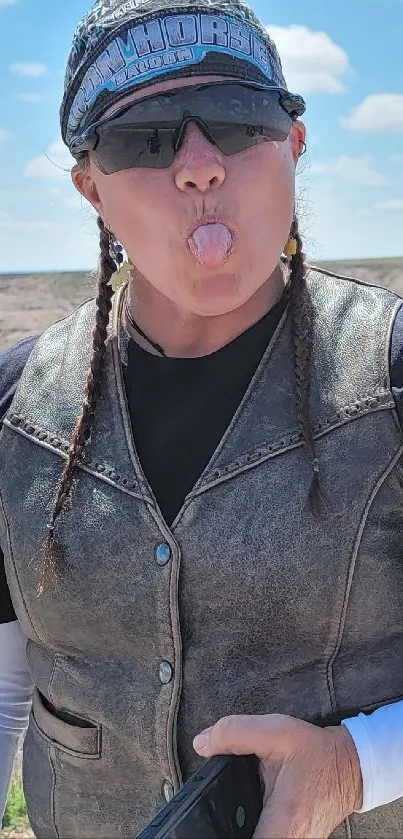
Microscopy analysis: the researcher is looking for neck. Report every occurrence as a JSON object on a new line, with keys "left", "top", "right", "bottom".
{"left": 126, "top": 265, "right": 288, "bottom": 358}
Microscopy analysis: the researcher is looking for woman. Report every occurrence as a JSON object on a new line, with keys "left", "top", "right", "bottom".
{"left": 1, "top": 0, "right": 403, "bottom": 836}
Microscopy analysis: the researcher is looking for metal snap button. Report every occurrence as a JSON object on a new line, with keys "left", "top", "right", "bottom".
{"left": 163, "top": 780, "right": 174, "bottom": 803}
{"left": 236, "top": 805, "right": 246, "bottom": 829}
{"left": 159, "top": 661, "right": 173, "bottom": 684}
{"left": 156, "top": 543, "right": 171, "bottom": 566}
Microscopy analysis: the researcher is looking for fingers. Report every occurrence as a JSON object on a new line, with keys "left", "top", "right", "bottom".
{"left": 193, "top": 713, "right": 295, "bottom": 759}
{"left": 193, "top": 715, "right": 349, "bottom": 838}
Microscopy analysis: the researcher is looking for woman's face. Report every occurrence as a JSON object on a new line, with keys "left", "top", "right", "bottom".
{"left": 73, "top": 75, "right": 305, "bottom": 318}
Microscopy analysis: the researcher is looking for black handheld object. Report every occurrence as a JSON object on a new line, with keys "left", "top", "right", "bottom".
{"left": 135, "top": 754, "right": 263, "bottom": 839}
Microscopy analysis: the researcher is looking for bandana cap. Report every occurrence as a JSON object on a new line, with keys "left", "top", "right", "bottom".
{"left": 61, "top": 0, "right": 306, "bottom": 151}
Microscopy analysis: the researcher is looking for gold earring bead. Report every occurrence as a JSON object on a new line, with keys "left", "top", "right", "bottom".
{"left": 284, "top": 238, "right": 298, "bottom": 259}
{"left": 109, "top": 261, "right": 130, "bottom": 292}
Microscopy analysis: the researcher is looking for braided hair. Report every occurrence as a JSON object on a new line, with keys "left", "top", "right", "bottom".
{"left": 38, "top": 216, "right": 116, "bottom": 594}
{"left": 38, "top": 215, "right": 328, "bottom": 592}
{"left": 288, "top": 216, "right": 330, "bottom": 519}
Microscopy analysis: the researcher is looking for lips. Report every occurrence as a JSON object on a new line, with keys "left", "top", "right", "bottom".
{"left": 188, "top": 223, "right": 233, "bottom": 267}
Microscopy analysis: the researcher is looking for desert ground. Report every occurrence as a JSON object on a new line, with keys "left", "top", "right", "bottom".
{"left": 1, "top": 258, "right": 403, "bottom": 351}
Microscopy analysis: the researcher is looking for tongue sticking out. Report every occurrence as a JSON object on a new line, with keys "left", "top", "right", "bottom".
{"left": 188, "top": 223, "right": 233, "bottom": 268}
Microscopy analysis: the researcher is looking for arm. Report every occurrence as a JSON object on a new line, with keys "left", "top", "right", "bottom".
{"left": 0, "top": 620, "right": 33, "bottom": 822}
{"left": 0, "top": 336, "right": 38, "bottom": 820}
{"left": 343, "top": 702, "right": 403, "bottom": 812}
{"left": 343, "top": 303, "right": 403, "bottom": 812}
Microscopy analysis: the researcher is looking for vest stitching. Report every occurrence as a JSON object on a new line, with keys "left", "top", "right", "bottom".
{"left": 171, "top": 404, "right": 395, "bottom": 530}
{"left": 5, "top": 392, "right": 394, "bottom": 498}
{"left": 324, "top": 444, "right": 403, "bottom": 713}
{"left": 3, "top": 418, "right": 141, "bottom": 496}
{"left": 187, "top": 395, "right": 395, "bottom": 495}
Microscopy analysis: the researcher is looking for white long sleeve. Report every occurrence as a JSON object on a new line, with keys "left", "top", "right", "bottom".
{"left": 0, "top": 620, "right": 33, "bottom": 822}
{"left": 343, "top": 701, "right": 403, "bottom": 812}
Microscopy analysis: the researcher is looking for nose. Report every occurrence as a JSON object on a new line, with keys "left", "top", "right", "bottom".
{"left": 174, "top": 122, "right": 226, "bottom": 194}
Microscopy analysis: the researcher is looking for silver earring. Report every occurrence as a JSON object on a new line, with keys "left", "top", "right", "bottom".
{"left": 107, "top": 229, "right": 124, "bottom": 266}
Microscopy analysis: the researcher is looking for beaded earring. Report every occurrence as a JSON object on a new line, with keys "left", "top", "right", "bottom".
{"left": 109, "top": 237, "right": 124, "bottom": 266}
{"left": 284, "top": 238, "right": 298, "bottom": 260}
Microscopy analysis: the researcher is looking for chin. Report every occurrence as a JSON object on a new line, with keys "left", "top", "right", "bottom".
{"left": 186, "top": 272, "right": 254, "bottom": 317}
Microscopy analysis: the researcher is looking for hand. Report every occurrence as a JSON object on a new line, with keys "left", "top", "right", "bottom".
{"left": 193, "top": 714, "right": 363, "bottom": 839}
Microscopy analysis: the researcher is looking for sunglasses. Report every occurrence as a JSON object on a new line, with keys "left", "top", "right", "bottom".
{"left": 71, "top": 82, "right": 306, "bottom": 175}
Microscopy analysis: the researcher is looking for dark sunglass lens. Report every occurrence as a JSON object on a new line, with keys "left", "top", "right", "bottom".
{"left": 94, "top": 126, "right": 175, "bottom": 173}
{"left": 211, "top": 121, "right": 290, "bottom": 156}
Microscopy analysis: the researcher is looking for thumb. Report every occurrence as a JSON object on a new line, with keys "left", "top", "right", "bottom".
{"left": 193, "top": 714, "right": 292, "bottom": 760}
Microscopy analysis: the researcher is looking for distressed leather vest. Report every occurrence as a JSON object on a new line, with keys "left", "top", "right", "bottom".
{"left": 1, "top": 269, "right": 403, "bottom": 839}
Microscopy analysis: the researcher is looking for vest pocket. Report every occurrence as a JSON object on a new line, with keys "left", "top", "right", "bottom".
{"left": 31, "top": 688, "right": 101, "bottom": 759}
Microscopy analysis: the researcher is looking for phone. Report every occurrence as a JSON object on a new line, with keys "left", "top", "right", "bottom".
{"left": 135, "top": 754, "right": 263, "bottom": 839}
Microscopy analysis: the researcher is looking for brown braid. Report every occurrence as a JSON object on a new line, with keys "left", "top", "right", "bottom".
{"left": 288, "top": 216, "right": 331, "bottom": 519}
{"left": 38, "top": 216, "right": 116, "bottom": 594}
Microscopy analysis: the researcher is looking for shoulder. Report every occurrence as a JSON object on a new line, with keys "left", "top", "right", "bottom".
{"left": 308, "top": 264, "right": 403, "bottom": 368}
{"left": 0, "top": 336, "right": 39, "bottom": 421}
{"left": 307, "top": 264, "right": 402, "bottom": 309}
{"left": 28, "top": 298, "right": 97, "bottom": 364}
{"left": 11, "top": 299, "right": 97, "bottom": 391}
{"left": 306, "top": 264, "right": 402, "bottom": 357}
{"left": 7, "top": 299, "right": 99, "bottom": 442}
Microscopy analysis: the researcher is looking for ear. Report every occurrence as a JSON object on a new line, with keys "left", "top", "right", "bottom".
{"left": 289, "top": 121, "right": 306, "bottom": 165}
{"left": 71, "top": 161, "right": 104, "bottom": 216}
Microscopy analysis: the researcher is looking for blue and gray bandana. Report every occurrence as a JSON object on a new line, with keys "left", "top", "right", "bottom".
{"left": 61, "top": 0, "right": 305, "bottom": 152}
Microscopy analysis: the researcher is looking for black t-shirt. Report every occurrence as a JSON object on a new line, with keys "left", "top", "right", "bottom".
{"left": 124, "top": 293, "right": 288, "bottom": 524}
{"left": 1, "top": 294, "right": 403, "bottom": 624}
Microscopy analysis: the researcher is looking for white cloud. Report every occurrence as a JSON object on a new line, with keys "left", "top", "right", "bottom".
{"left": 0, "top": 211, "right": 52, "bottom": 231}
{"left": 9, "top": 61, "right": 47, "bottom": 77}
{"left": 390, "top": 154, "right": 403, "bottom": 162}
{"left": 24, "top": 139, "right": 74, "bottom": 180}
{"left": 265, "top": 24, "right": 350, "bottom": 93}
{"left": 0, "top": 128, "right": 9, "bottom": 140}
{"left": 342, "top": 94, "right": 403, "bottom": 132}
{"left": 310, "top": 154, "right": 387, "bottom": 187}
{"left": 18, "top": 93, "right": 44, "bottom": 103}
{"left": 0, "top": 0, "right": 18, "bottom": 6}
{"left": 374, "top": 199, "right": 403, "bottom": 211}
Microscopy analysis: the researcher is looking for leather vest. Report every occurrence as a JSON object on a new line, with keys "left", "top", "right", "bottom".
{"left": 1, "top": 269, "right": 403, "bottom": 838}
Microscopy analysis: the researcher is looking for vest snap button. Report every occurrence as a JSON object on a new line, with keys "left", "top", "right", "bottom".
{"left": 156, "top": 543, "right": 171, "bottom": 566}
{"left": 163, "top": 780, "right": 174, "bottom": 803}
{"left": 159, "top": 661, "right": 173, "bottom": 684}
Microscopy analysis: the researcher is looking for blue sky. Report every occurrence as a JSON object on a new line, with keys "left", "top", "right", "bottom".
{"left": 0, "top": 0, "right": 402, "bottom": 272}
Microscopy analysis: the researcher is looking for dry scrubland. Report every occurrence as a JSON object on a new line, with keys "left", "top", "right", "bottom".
{"left": 0, "top": 256, "right": 403, "bottom": 836}
{"left": 1, "top": 258, "right": 403, "bottom": 351}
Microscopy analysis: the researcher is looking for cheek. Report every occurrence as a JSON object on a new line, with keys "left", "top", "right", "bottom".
{"left": 96, "top": 170, "right": 167, "bottom": 249}
{"left": 230, "top": 142, "right": 295, "bottom": 262}
{"left": 246, "top": 142, "right": 295, "bottom": 227}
